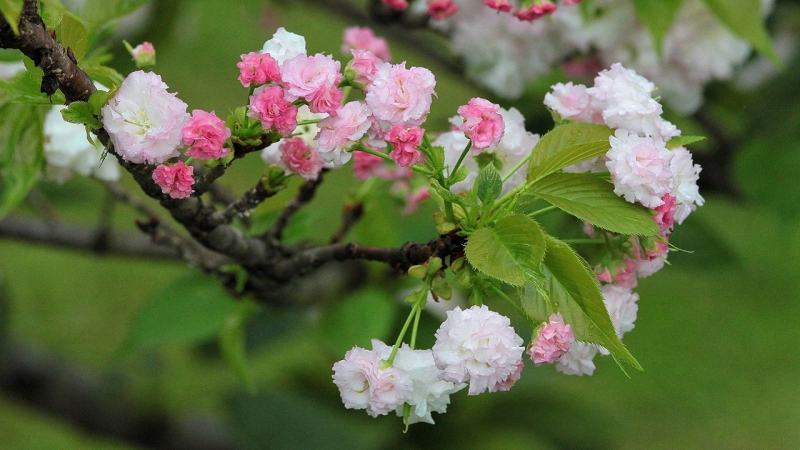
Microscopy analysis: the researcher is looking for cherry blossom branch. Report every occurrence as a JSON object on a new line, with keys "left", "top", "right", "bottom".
{"left": 207, "top": 177, "right": 283, "bottom": 227}
{"left": 330, "top": 202, "right": 364, "bottom": 244}
{"left": 266, "top": 171, "right": 326, "bottom": 242}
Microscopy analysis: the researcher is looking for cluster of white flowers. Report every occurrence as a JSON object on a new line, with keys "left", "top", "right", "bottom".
{"left": 333, "top": 305, "right": 525, "bottom": 422}
{"left": 424, "top": 0, "right": 775, "bottom": 113}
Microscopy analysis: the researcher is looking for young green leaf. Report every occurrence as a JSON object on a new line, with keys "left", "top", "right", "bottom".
{"left": 0, "top": 0, "right": 25, "bottom": 35}
{"left": 118, "top": 273, "right": 239, "bottom": 356}
{"left": 632, "top": 0, "right": 684, "bottom": 57}
{"left": 527, "top": 122, "right": 614, "bottom": 182}
{"left": 61, "top": 100, "right": 102, "bottom": 129}
{"left": 666, "top": 135, "right": 706, "bottom": 149}
{"left": 528, "top": 172, "right": 658, "bottom": 235}
{"left": 475, "top": 163, "right": 502, "bottom": 204}
{"left": 523, "top": 235, "right": 641, "bottom": 370}
{"left": 54, "top": 7, "right": 88, "bottom": 61}
{"left": 0, "top": 96, "right": 44, "bottom": 219}
{"left": 465, "top": 213, "right": 546, "bottom": 286}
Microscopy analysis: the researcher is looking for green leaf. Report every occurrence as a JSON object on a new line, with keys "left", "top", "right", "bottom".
{"left": 0, "top": 62, "right": 66, "bottom": 105}
{"left": 119, "top": 273, "right": 239, "bottom": 355}
{"left": 701, "top": 0, "right": 781, "bottom": 67}
{"left": 0, "top": 94, "right": 45, "bottom": 219}
{"left": 61, "top": 100, "right": 101, "bottom": 129}
{"left": 523, "top": 235, "right": 641, "bottom": 370}
{"left": 465, "top": 213, "right": 546, "bottom": 286}
{"left": 318, "top": 288, "right": 397, "bottom": 356}
{"left": 666, "top": 135, "right": 706, "bottom": 149}
{"left": 633, "top": 0, "right": 684, "bottom": 57}
{"left": 87, "top": 88, "right": 112, "bottom": 114}
{"left": 83, "top": 64, "right": 124, "bottom": 88}
{"left": 80, "top": 0, "right": 148, "bottom": 35}
{"left": 0, "top": 0, "right": 24, "bottom": 35}
{"left": 430, "top": 178, "right": 478, "bottom": 209}
{"left": 528, "top": 172, "right": 658, "bottom": 235}
{"left": 527, "top": 122, "right": 614, "bottom": 183}
{"left": 476, "top": 164, "right": 502, "bottom": 204}
{"left": 219, "top": 300, "right": 261, "bottom": 394}
{"left": 54, "top": 7, "right": 88, "bottom": 61}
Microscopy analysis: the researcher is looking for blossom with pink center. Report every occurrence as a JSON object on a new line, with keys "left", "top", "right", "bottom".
{"left": 387, "top": 125, "right": 425, "bottom": 167}
{"left": 492, "top": 360, "right": 523, "bottom": 392}
{"left": 248, "top": 85, "right": 299, "bottom": 136}
{"left": 483, "top": 0, "right": 512, "bottom": 12}
{"left": 606, "top": 129, "right": 674, "bottom": 208}
{"left": 182, "top": 110, "right": 231, "bottom": 160}
{"left": 332, "top": 341, "right": 414, "bottom": 417}
{"left": 278, "top": 137, "right": 324, "bottom": 180}
{"left": 341, "top": 27, "right": 391, "bottom": 62}
{"left": 152, "top": 161, "right": 194, "bottom": 199}
{"left": 281, "top": 53, "right": 342, "bottom": 113}
{"left": 544, "top": 82, "right": 603, "bottom": 123}
{"left": 602, "top": 284, "right": 639, "bottom": 338}
{"left": 236, "top": 51, "right": 281, "bottom": 87}
{"left": 669, "top": 146, "right": 704, "bottom": 224}
{"left": 514, "top": 2, "right": 557, "bottom": 21}
{"left": 345, "top": 49, "right": 382, "bottom": 90}
{"left": 101, "top": 71, "right": 189, "bottom": 165}
{"left": 382, "top": 0, "right": 408, "bottom": 11}
{"left": 427, "top": 0, "right": 459, "bottom": 20}
{"left": 653, "top": 194, "right": 677, "bottom": 234}
{"left": 528, "top": 313, "right": 575, "bottom": 365}
{"left": 457, "top": 97, "right": 504, "bottom": 151}
{"left": 432, "top": 305, "right": 525, "bottom": 395}
{"left": 315, "top": 101, "right": 372, "bottom": 166}
{"left": 366, "top": 62, "right": 436, "bottom": 130}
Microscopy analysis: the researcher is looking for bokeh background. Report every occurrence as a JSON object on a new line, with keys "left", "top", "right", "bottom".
{"left": 1, "top": 0, "right": 799, "bottom": 449}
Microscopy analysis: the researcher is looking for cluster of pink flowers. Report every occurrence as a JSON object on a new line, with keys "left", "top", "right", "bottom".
{"left": 152, "top": 161, "right": 194, "bottom": 199}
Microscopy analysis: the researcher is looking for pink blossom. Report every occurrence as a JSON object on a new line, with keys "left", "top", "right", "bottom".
{"left": 366, "top": 62, "right": 436, "bottom": 130}
{"left": 346, "top": 49, "right": 382, "bottom": 90}
{"left": 387, "top": 125, "right": 424, "bottom": 167}
{"left": 152, "top": 161, "right": 194, "bottom": 199}
{"left": 404, "top": 187, "right": 431, "bottom": 214}
{"left": 427, "top": 0, "right": 458, "bottom": 20}
{"left": 281, "top": 53, "right": 342, "bottom": 113}
{"left": 130, "top": 41, "right": 154, "bottom": 59}
{"left": 341, "top": 27, "right": 391, "bottom": 62}
{"left": 101, "top": 71, "right": 189, "bottom": 165}
{"left": 483, "top": 0, "right": 512, "bottom": 12}
{"left": 653, "top": 194, "right": 676, "bottom": 234}
{"left": 432, "top": 305, "right": 525, "bottom": 395}
{"left": 514, "top": 2, "right": 557, "bottom": 21}
{"left": 606, "top": 129, "right": 674, "bottom": 208}
{"left": 353, "top": 151, "right": 385, "bottom": 180}
{"left": 315, "top": 101, "right": 372, "bottom": 166}
{"left": 563, "top": 0, "right": 584, "bottom": 5}
{"left": 182, "top": 110, "right": 231, "bottom": 160}
{"left": 528, "top": 313, "right": 575, "bottom": 365}
{"left": 457, "top": 97, "right": 505, "bottom": 151}
{"left": 382, "top": 0, "right": 408, "bottom": 11}
{"left": 236, "top": 51, "right": 280, "bottom": 87}
{"left": 544, "top": 82, "right": 602, "bottom": 123}
{"left": 248, "top": 85, "right": 299, "bottom": 136}
{"left": 279, "top": 137, "right": 324, "bottom": 180}
{"left": 596, "top": 258, "right": 637, "bottom": 289}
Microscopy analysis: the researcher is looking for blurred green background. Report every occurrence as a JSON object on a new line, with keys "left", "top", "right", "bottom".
{"left": 1, "top": 1, "right": 800, "bottom": 449}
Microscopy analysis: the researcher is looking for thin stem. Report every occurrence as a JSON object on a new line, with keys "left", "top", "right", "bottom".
{"left": 410, "top": 302, "right": 422, "bottom": 350}
{"left": 491, "top": 285, "right": 526, "bottom": 318}
{"left": 562, "top": 238, "right": 606, "bottom": 245}
{"left": 529, "top": 205, "right": 559, "bottom": 217}
{"left": 447, "top": 140, "right": 472, "bottom": 186}
{"left": 388, "top": 302, "right": 419, "bottom": 365}
{"left": 501, "top": 152, "right": 533, "bottom": 183}
{"left": 353, "top": 143, "right": 432, "bottom": 176}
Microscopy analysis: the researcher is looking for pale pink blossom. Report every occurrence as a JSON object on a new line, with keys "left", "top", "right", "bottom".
{"left": 346, "top": 49, "right": 382, "bottom": 90}
{"left": 483, "top": 0, "right": 512, "bottom": 12}
{"left": 528, "top": 313, "right": 575, "bottom": 365}
{"left": 514, "top": 2, "right": 557, "bottom": 21}
{"left": 606, "top": 129, "right": 674, "bottom": 208}
{"left": 353, "top": 151, "right": 386, "bottom": 180}
{"left": 544, "top": 82, "right": 602, "bottom": 123}
{"left": 152, "top": 161, "right": 194, "bottom": 199}
{"left": 341, "top": 27, "right": 391, "bottom": 62}
{"left": 432, "top": 305, "right": 525, "bottom": 395}
{"left": 262, "top": 27, "right": 306, "bottom": 65}
{"left": 555, "top": 342, "right": 597, "bottom": 376}
{"left": 492, "top": 360, "right": 523, "bottom": 392}
{"left": 248, "top": 85, "right": 298, "bottom": 136}
{"left": 277, "top": 137, "right": 324, "bottom": 180}
{"left": 366, "top": 62, "right": 436, "bottom": 130}
{"left": 102, "top": 71, "right": 189, "bottom": 165}
{"left": 236, "top": 51, "right": 280, "bottom": 87}
{"left": 669, "top": 146, "right": 704, "bottom": 224}
{"left": 315, "top": 101, "right": 371, "bottom": 166}
{"left": 182, "top": 110, "right": 231, "bottom": 160}
{"left": 387, "top": 125, "right": 424, "bottom": 167}
{"left": 427, "top": 0, "right": 458, "bottom": 20}
{"left": 457, "top": 97, "right": 504, "bottom": 151}
{"left": 332, "top": 342, "right": 413, "bottom": 417}
{"left": 382, "top": 0, "right": 408, "bottom": 11}
{"left": 602, "top": 284, "right": 639, "bottom": 338}
{"left": 281, "top": 53, "right": 342, "bottom": 112}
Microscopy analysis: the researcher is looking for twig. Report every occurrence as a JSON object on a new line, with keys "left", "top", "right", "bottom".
{"left": 266, "top": 171, "right": 326, "bottom": 242}
{"left": 330, "top": 202, "right": 364, "bottom": 244}
{"left": 207, "top": 178, "right": 282, "bottom": 227}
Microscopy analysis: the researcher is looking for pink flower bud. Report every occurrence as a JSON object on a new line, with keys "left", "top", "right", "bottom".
{"left": 130, "top": 42, "right": 156, "bottom": 68}
{"left": 513, "top": 1, "right": 557, "bottom": 21}
{"left": 527, "top": 313, "right": 575, "bottom": 365}
{"left": 152, "top": 161, "right": 194, "bottom": 199}
{"left": 483, "top": 0, "right": 512, "bottom": 12}
{"left": 382, "top": 0, "right": 408, "bottom": 11}
{"left": 427, "top": 0, "right": 458, "bottom": 20}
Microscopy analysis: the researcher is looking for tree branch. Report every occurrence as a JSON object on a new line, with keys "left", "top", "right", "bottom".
{"left": 266, "top": 171, "right": 327, "bottom": 242}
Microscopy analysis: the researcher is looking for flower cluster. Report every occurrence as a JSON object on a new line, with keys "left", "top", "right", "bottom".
{"left": 429, "top": 0, "right": 773, "bottom": 112}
